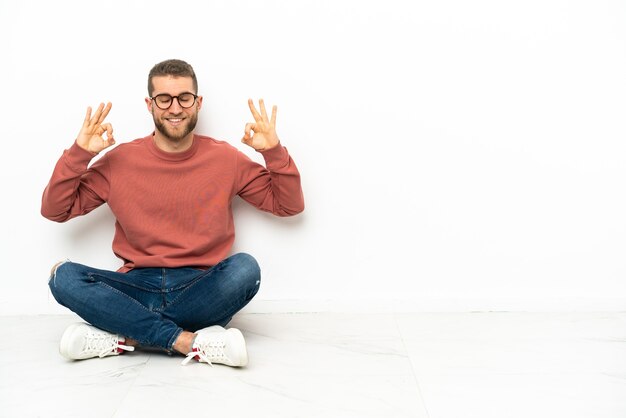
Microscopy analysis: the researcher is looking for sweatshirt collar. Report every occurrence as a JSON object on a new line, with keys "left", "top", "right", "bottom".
{"left": 145, "top": 133, "right": 199, "bottom": 162}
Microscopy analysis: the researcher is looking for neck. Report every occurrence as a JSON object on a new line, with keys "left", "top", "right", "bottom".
{"left": 153, "top": 131, "right": 194, "bottom": 153}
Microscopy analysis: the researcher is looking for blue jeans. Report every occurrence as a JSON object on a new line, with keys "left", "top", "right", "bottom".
{"left": 48, "top": 253, "right": 261, "bottom": 352}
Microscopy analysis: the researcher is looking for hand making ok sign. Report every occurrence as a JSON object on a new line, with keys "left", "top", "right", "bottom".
{"left": 76, "top": 102, "right": 116, "bottom": 154}
{"left": 241, "top": 99, "right": 280, "bottom": 151}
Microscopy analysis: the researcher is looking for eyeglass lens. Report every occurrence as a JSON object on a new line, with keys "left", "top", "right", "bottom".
{"left": 153, "top": 93, "right": 196, "bottom": 109}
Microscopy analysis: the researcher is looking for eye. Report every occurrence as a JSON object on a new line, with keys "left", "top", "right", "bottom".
{"left": 179, "top": 93, "right": 194, "bottom": 104}
{"left": 155, "top": 95, "right": 172, "bottom": 105}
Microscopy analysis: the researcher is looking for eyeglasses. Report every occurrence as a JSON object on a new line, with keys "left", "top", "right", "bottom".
{"left": 151, "top": 92, "right": 198, "bottom": 110}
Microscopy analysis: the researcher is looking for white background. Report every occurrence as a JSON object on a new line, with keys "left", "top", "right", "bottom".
{"left": 1, "top": 0, "right": 625, "bottom": 314}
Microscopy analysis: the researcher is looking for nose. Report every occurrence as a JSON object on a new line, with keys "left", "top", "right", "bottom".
{"left": 168, "top": 97, "right": 183, "bottom": 113}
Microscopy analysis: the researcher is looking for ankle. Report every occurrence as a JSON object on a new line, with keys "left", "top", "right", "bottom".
{"left": 124, "top": 337, "right": 139, "bottom": 348}
{"left": 172, "top": 331, "right": 196, "bottom": 355}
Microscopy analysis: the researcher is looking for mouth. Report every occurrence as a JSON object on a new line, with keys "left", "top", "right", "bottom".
{"left": 165, "top": 117, "right": 185, "bottom": 127}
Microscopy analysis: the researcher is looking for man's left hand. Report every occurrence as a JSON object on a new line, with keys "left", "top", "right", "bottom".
{"left": 241, "top": 99, "right": 280, "bottom": 151}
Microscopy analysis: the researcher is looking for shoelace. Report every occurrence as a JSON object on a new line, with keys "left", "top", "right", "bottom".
{"left": 82, "top": 331, "right": 135, "bottom": 358}
{"left": 181, "top": 340, "right": 228, "bottom": 366}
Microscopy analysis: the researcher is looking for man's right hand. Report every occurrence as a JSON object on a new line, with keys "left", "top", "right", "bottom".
{"left": 76, "top": 102, "right": 115, "bottom": 154}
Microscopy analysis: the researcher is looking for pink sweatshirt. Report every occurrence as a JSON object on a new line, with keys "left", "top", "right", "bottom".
{"left": 41, "top": 134, "right": 304, "bottom": 272}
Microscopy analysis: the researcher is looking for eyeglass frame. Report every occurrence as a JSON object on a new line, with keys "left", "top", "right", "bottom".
{"left": 150, "top": 92, "right": 199, "bottom": 110}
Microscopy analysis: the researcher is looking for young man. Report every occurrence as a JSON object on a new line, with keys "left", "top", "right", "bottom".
{"left": 42, "top": 59, "right": 304, "bottom": 367}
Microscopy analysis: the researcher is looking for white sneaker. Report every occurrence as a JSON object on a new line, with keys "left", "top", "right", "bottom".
{"left": 59, "top": 323, "right": 134, "bottom": 360}
{"left": 181, "top": 326, "right": 248, "bottom": 367}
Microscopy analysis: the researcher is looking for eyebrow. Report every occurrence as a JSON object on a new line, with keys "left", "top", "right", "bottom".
{"left": 152, "top": 91, "right": 196, "bottom": 97}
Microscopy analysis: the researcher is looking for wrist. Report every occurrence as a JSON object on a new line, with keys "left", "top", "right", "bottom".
{"left": 257, "top": 137, "right": 280, "bottom": 152}
{"left": 75, "top": 140, "right": 98, "bottom": 156}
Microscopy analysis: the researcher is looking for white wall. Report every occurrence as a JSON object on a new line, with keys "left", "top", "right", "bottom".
{"left": 1, "top": 0, "right": 625, "bottom": 314}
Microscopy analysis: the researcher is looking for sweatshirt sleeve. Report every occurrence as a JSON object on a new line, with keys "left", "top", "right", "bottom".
{"left": 235, "top": 143, "right": 305, "bottom": 216}
{"left": 41, "top": 142, "right": 110, "bottom": 222}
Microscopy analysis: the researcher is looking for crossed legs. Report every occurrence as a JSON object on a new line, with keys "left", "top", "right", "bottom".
{"left": 48, "top": 253, "right": 260, "bottom": 361}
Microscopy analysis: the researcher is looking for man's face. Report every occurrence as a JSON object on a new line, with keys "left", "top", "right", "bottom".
{"left": 147, "top": 75, "right": 202, "bottom": 142}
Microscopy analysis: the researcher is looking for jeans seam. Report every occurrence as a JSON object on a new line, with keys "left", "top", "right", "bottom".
{"left": 162, "top": 270, "right": 207, "bottom": 292}
{"left": 90, "top": 273, "right": 162, "bottom": 293}
{"left": 161, "top": 268, "right": 167, "bottom": 310}
{"left": 165, "top": 273, "right": 211, "bottom": 309}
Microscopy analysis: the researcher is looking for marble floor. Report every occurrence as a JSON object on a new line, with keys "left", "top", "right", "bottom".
{"left": 1, "top": 312, "right": 625, "bottom": 418}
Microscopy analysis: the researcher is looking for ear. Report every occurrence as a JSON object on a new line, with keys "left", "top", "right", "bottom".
{"left": 196, "top": 95, "right": 203, "bottom": 111}
{"left": 145, "top": 97, "right": 153, "bottom": 112}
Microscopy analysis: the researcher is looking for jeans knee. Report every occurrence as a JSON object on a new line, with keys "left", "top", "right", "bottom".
{"left": 50, "top": 261, "right": 62, "bottom": 277}
{"left": 48, "top": 261, "right": 80, "bottom": 302}
{"left": 231, "top": 253, "right": 261, "bottom": 284}
{"left": 49, "top": 260, "right": 69, "bottom": 287}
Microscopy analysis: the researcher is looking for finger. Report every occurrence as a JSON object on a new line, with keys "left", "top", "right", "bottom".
{"left": 101, "top": 123, "right": 114, "bottom": 138}
{"left": 248, "top": 98, "right": 262, "bottom": 122}
{"left": 241, "top": 125, "right": 253, "bottom": 144}
{"left": 97, "top": 102, "right": 112, "bottom": 125}
{"left": 83, "top": 106, "right": 93, "bottom": 127}
{"left": 270, "top": 105, "right": 277, "bottom": 127}
{"left": 245, "top": 122, "right": 255, "bottom": 137}
{"left": 259, "top": 99, "right": 268, "bottom": 122}
{"left": 88, "top": 103, "right": 105, "bottom": 127}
